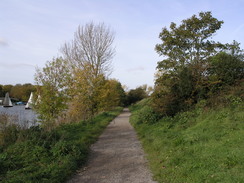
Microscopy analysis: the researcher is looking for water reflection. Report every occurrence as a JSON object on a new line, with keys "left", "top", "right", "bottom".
{"left": 0, "top": 106, "right": 38, "bottom": 128}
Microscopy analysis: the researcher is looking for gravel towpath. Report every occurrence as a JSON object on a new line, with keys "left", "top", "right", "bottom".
{"left": 67, "top": 108, "right": 156, "bottom": 183}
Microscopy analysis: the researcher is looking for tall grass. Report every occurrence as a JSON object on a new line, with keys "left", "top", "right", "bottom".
{"left": 130, "top": 99, "right": 244, "bottom": 182}
{"left": 0, "top": 107, "right": 123, "bottom": 183}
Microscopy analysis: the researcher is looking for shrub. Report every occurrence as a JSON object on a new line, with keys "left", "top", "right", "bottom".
{"left": 126, "top": 87, "right": 148, "bottom": 106}
{"left": 130, "top": 103, "right": 160, "bottom": 125}
{"left": 209, "top": 52, "right": 244, "bottom": 86}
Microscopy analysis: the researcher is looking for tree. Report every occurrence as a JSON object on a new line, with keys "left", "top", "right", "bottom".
{"left": 155, "top": 12, "right": 225, "bottom": 98}
{"left": 10, "top": 84, "right": 36, "bottom": 101}
{"left": 98, "top": 79, "right": 126, "bottom": 110}
{"left": 22, "top": 83, "right": 36, "bottom": 101}
{"left": 66, "top": 71, "right": 126, "bottom": 122}
{"left": 226, "top": 40, "right": 244, "bottom": 59}
{"left": 152, "top": 67, "right": 194, "bottom": 115}
{"left": 35, "top": 57, "right": 71, "bottom": 128}
{"left": 61, "top": 22, "right": 116, "bottom": 121}
{"left": 209, "top": 52, "right": 244, "bottom": 85}
{"left": 35, "top": 22, "right": 117, "bottom": 124}
{"left": 126, "top": 87, "right": 148, "bottom": 106}
{"left": 155, "top": 11, "right": 224, "bottom": 71}
{"left": 9, "top": 84, "right": 23, "bottom": 100}
{"left": 2, "top": 85, "right": 13, "bottom": 96}
{"left": 0, "top": 85, "right": 3, "bottom": 97}
{"left": 140, "top": 84, "right": 154, "bottom": 96}
{"left": 66, "top": 64, "right": 105, "bottom": 121}
{"left": 153, "top": 11, "right": 229, "bottom": 115}
{"left": 61, "top": 22, "right": 115, "bottom": 78}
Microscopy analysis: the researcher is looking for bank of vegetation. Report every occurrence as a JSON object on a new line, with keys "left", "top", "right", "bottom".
{"left": 131, "top": 87, "right": 243, "bottom": 182}
{"left": 130, "top": 11, "right": 244, "bottom": 182}
{"left": 0, "top": 22, "right": 127, "bottom": 182}
{"left": 0, "top": 21, "right": 153, "bottom": 182}
{"left": 0, "top": 107, "right": 122, "bottom": 182}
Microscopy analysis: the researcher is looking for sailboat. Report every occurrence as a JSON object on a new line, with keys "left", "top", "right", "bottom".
{"left": 25, "top": 92, "right": 34, "bottom": 109}
{"left": 3, "top": 92, "right": 13, "bottom": 107}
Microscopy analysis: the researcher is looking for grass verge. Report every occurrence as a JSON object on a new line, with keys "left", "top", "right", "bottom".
{"left": 0, "top": 107, "right": 123, "bottom": 183}
{"left": 130, "top": 99, "right": 244, "bottom": 182}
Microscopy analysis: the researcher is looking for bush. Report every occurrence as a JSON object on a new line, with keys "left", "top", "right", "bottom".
{"left": 130, "top": 99, "right": 160, "bottom": 125}
{"left": 136, "top": 106, "right": 160, "bottom": 124}
{"left": 126, "top": 87, "right": 148, "bottom": 106}
{"left": 209, "top": 52, "right": 244, "bottom": 85}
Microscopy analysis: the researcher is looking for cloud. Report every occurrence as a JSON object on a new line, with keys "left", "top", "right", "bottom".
{"left": 0, "top": 38, "right": 8, "bottom": 46}
{"left": 0, "top": 62, "right": 35, "bottom": 69}
{"left": 127, "top": 66, "right": 145, "bottom": 72}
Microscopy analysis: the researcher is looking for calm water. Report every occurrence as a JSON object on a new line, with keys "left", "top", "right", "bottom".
{"left": 0, "top": 106, "right": 38, "bottom": 128}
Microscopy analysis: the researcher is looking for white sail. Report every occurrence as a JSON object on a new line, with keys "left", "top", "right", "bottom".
{"left": 9, "top": 98, "right": 13, "bottom": 106}
{"left": 3, "top": 92, "right": 13, "bottom": 107}
{"left": 25, "top": 92, "right": 34, "bottom": 109}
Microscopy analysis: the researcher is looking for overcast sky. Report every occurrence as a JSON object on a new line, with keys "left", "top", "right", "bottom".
{"left": 0, "top": 0, "right": 243, "bottom": 89}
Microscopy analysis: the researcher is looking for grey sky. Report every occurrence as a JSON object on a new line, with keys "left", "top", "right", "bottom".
{"left": 0, "top": 0, "right": 243, "bottom": 89}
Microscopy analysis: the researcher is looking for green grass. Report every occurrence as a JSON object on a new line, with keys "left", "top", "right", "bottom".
{"left": 130, "top": 100, "right": 244, "bottom": 183}
{"left": 0, "top": 107, "right": 123, "bottom": 183}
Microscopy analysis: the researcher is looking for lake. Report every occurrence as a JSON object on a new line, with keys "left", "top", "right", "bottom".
{"left": 0, "top": 106, "right": 38, "bottom": 128}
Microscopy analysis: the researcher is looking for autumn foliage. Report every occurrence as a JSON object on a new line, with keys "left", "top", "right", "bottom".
{"left": 34, "top": 23, "right": 126, "bottom": 126}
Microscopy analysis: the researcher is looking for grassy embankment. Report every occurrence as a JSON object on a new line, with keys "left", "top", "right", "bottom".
{"left": 0, "top": 107, "right": 123, "bottom": 183}
{"left": 130, "top": 90, "right": 244, "bottom": 182}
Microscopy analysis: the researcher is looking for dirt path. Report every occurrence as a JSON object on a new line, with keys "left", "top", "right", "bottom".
{"left": 67, "top": 108, "right": 156, "bottom": 183}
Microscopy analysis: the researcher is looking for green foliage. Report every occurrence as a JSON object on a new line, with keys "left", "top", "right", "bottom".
{"left": 0, "top": 125, "right": 19, "bottom": 148}
{"left": 0, "top": 85, "right": 4, "bottom": 97}
{"left": 35, "top": 57, "right": 71, "bottom": 126}
{"left": 209, "top": 52, "right": 244, "bottom": 85}
{"left": 131, "top": 105, "right": 160, "bottom": 125}
{"left": 0, "top": 107, "right": 122, "bottom": 183}
{"left": 152, "top": 67, "right": 195, "bottom": 115}
{"left": 10, "top": 83, "right": 36, "bottom": 102}
{"left": 155, "top": 11, "right": 224, "bottom": 70}
{"left": 0, "top": 114, "right": 20, "bottom": 149}
{"left": 130, "top": 99, "right": 160, "bottom": 125}
{"left": 109, "top": 80, "right": 127, "bottom": 107}
{"left": 0, "top": 83, "right": 36, "bottom": 102}
{"left": 130, "top": 99, "right": 244, "bottom": 183}
{"left": 31, "top": 22, "right": 120, "bottom": 126}
{"left": 2, "top": 85, "right": 13, "bottom": 97}
{"left": 153, "top": 11, "right": 244, "bottom": 116}
{"left": 126, "top": 86, "right": 148, "bottom": 106}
